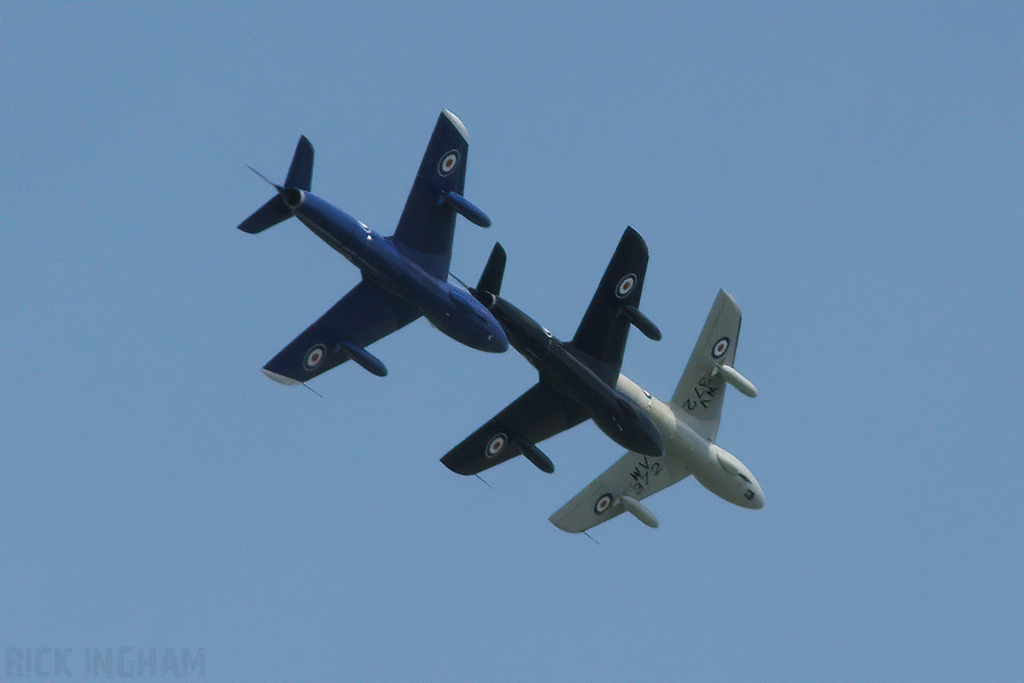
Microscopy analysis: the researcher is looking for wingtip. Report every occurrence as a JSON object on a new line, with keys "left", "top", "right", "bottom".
{"left": 441, "top": 109, "right": 469, "bottom": 141}
{"left": 622, "top": 225, "right": 649, "bottom": 257}
{"left": 261, "top": 368, "right": 301, "bottom": 386}
{"left": 439, "top": 455, "right": 474, "bottom": 476}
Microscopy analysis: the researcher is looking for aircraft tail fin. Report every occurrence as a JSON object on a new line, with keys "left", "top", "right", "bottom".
{"left": 238, "top": 136, "right": 314, "bottom": 234}
{"left": 669, "top": 289, "right": 755, "bottom": 442}
{"left": 476, "top": 243, "right": 506, "bottom": 296}
{"left": 283, "top": 135, "right": 314, "bottom": 192}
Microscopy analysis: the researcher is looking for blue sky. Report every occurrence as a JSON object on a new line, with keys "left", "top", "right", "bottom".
{"left": 2, "top": 3, "right": 1021, "bottom": 681}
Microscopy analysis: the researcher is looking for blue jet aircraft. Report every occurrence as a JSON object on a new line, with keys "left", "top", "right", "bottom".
{"left": 441, "top": 227, "right": 664, "bottom": 475}
{"left": 238, "top": 110, "right": 508, "bottom": 383}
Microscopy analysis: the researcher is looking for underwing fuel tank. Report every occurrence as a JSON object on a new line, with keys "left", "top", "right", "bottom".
{"left": 443, "top": 190, "right": 491, "bottom": 228}
{"left": 621, "top": 304, "right": 662, "bottom": 341}
{"left": 715, "top": 363, "right": 758, "bottom": 397}
{"left": 513, "top": 436, "right": 554, "bottom": 473}
{"left": 619, "top": 494, "right": 659, "bottom": 528}
{"left": 340, "top": 341, "right": 388, "bottom": 377}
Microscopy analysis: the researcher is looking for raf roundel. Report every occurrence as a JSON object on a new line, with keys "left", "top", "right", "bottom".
{"left": 303, "top": 344, "right": 327, "bottom": 371}
{"left": 712, "top": 336, "right": 730, "bottom": 359}
{"left": 594, "top": 493, "right": 615, "bottom": 515}
{"left": 485, "top": 433, "right": 507, "bottom": 458}
{"left": 438, "top": 150, "right": 460, "bottom": 177}
{"left": 615, "top": 273, "right": 637, "bottom": 299}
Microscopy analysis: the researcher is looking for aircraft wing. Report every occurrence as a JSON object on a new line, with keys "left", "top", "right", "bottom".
{"left": 669, "top": 289, "right": 745, "bottom": 442}
{"left": 392, "top": 110, "right": 476, "bottom": 280}
{"left": 570, "top": 227, "right": 655, "bottom": 381}
{"left": 261, "top": 280, "right": 420, "bottom": 384}
{"left": 440, "top": 382, "right": 589, "bottom": 475}
{"left": 549, "top": 450, "right": 692, "bottom": 533}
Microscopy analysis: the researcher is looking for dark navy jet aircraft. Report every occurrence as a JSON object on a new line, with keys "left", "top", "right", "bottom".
{"left": 238, "top": 110, "right": 508, "bottom": 383}
{"left": 441, "top": 227, "right": 664, "bottom": 475}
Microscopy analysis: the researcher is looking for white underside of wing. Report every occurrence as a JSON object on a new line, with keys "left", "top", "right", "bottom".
{"left": 549, "top": 449, "right": 691, "bottom": 533}
{"left": 262, "top": 368, "right": 300, "bottom": 385}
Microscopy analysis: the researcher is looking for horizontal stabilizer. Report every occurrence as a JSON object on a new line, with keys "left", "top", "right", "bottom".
{"left": 340, "top": 341, "right": 388, "bottom": 377}
{"left": 621, "top": 305, "right": 662, "bottom": 341}
{"left": 715, "top": 363, "right": 757, "bottom": 397}
{"left": 619, "top": 495, "right": 659, "bottom": 528}
{"left": 238, "top": 195, "right": 292, "bottom": 234}
{"left": 443, "top": 191, "right": 491, "bottom": 228}
{"left": 237, "top": 136, "right": 314, "bottom": 234}
{"left": 237, "top": 194, "right": 290, "bottom": 235}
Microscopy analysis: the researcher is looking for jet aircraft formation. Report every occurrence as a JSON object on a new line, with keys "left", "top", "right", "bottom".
{"left": 237, "top": 110, "right": 763, "bottom": 533}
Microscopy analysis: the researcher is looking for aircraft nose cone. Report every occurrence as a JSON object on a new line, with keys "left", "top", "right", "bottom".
{"left": 606, "top": 401, "right": 664, "bottom": 457}
{"left": 481, "top": 324, "right": 508, "bottom": 353}
{"left": 740, "top": 481, "right": 765, "bottom": 509}
{"left": 642, "top": 429, "right": 664, "bottom": 457}
{"left": 629, "top": 416, "right": 664, "bottom": 457}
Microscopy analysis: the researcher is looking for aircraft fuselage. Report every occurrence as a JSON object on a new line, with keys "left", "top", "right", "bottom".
{"left": 616, "top": 374, "right": 763, "bottom": 508}
{"left": 287, "top": 190, "right": 507, "bottom": 354}
{"left": 483, "top": 295, "right": 664, "bottom": 457}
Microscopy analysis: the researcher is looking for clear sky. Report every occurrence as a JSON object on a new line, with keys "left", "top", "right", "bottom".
{"left": 2, "top": 3, "right": 1021, "bottom": 681}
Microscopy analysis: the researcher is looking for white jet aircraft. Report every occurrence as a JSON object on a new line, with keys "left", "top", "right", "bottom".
{"left": 550, "top": 289, "right": 762, "bottom": 532}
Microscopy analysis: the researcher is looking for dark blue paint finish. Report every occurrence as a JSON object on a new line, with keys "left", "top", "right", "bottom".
{"left": 239, "top": 111, "right": 506, "bottom": 383}
{"left": 443, "top": 190, "right": 491, "bottom": 228}
{"left": 393, "top": 111, "right": 474, "bottom": 275}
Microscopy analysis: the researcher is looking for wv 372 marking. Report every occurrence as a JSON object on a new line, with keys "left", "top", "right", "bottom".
{"left": 550, "top": 290, "right": 763, "bottom": 532}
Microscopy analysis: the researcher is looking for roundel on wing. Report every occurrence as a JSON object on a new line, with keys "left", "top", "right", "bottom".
{"left": 594, "top": 493, "right": 615, "bottom": 515}
{"left": 303, "top": 344, "right": 327, "bottom": 371}
{"left": 711, "top": 336, "right": 730, "bottom": 359}
{"left": 438, "top": 150, "right": 460, "bottom": 177}
{"left": 615, "top": 273, "right": 637, "bottom": 299}
{"left": 485, "top": 433, "right": 507, "bottom": 458}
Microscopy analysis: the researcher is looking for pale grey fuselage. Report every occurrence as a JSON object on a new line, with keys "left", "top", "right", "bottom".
{"left": 615, "top": 374, "right": 764, "bottom": 509}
